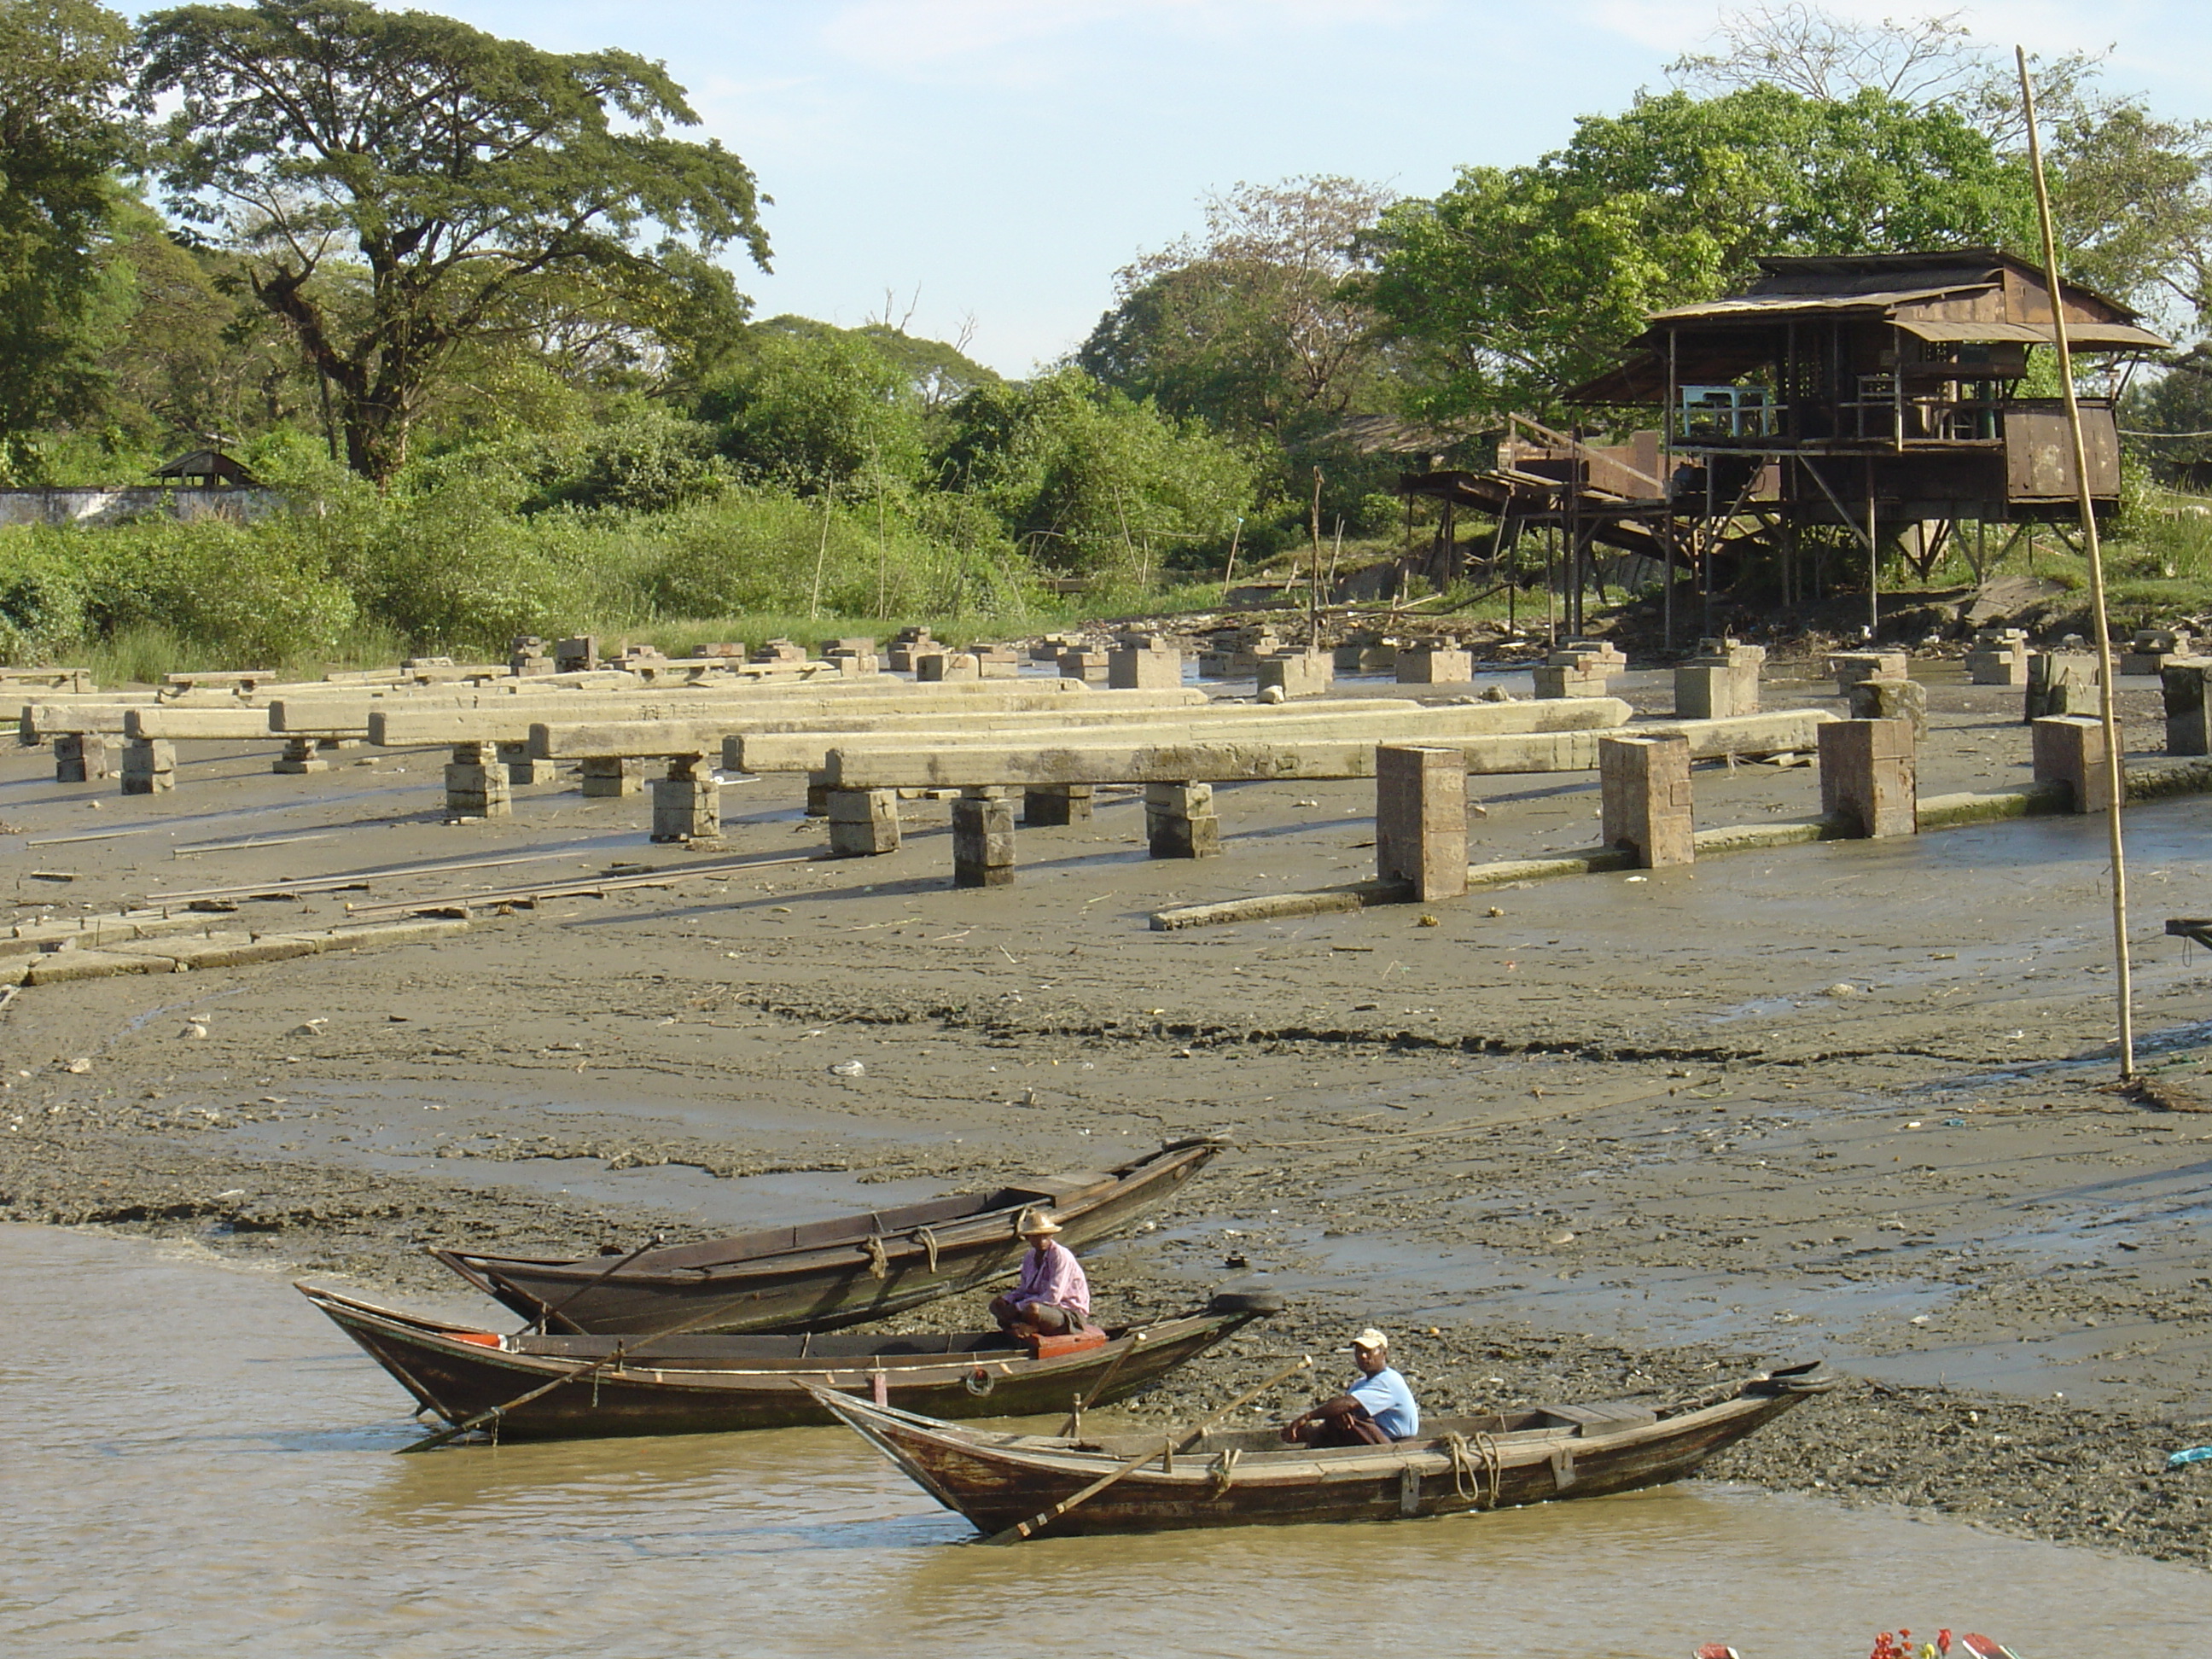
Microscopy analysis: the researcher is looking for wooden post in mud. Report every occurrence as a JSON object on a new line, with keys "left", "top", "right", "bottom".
{"left": 2021, "top": 46, "right": 2135, "bottom": 1077}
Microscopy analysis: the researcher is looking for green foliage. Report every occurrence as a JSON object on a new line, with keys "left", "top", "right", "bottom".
{"left": 698, "top": 327, "right": 926, "bottom": 491}
{"left": 137, "top": 0, "right": 771, "bottom": 480}
{"left": 940, "top": 370, "right": 1258, "bottom": 578}
{"left": 1362, "top": 85, "right": 2031, "bottom": 421}
{"left": 0, "top": 0, "right": 137, "bottom": 476}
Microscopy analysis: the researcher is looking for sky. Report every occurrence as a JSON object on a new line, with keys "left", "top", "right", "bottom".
{"left": 127, "top": 2, "right": 2212, "bottom": 375}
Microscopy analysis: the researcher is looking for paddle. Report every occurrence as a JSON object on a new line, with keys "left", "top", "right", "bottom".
{"left": 1057, "top": 1328, "right": 1149, "bottom": 1437}
{"left": 529, "top": 1232, "right": 666, "bottom": 1333}
{"left": 981, "top": 1353, "right": 1311, "bottom": 1545}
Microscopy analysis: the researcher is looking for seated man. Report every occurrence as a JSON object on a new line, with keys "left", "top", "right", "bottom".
{"left": 988, "top": 1208, "right": 1091, "bottom": 1336}
{"left": 1282, "top": 1327, "right": 1419, "bottom": 1447}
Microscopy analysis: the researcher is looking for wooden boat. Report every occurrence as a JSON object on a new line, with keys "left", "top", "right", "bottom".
{"left": 300, "top": 1282, "right": 1282, "bottom": 1441}
{"left": 430, "top": 1136, "right": 1221, "bottom": 1336}
{"left": 811, "top": 1360, "right": 1833, "bottom": 1536}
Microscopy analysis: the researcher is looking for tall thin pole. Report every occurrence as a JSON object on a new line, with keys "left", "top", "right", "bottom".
{"left": 2020, "top": 45, "right": 2135, "bottom": 1078}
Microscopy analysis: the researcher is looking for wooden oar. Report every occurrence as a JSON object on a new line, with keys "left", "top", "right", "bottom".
{"left": 528, "top": 1231, "right": 665, "bottom": 1334}
{"left": 982, "top": 1354, "right": 1310, "bottom": 1545}
{"left": 1057, "top": 1328, "right": 1148, "bottom": 1437}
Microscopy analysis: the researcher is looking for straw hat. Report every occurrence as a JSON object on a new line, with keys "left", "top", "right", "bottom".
{"left": 1016, "top": 1208, "right": 1063, "bottom": 1237}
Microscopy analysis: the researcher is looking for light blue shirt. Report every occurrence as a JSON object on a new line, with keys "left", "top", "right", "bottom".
{"left": 1349, "top": 1365, "right": 1418, "bottom": 1439}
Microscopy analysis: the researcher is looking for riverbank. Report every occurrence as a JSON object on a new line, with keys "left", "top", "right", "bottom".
{"left": 4, "top": 656, "right": 2210, "bottom": 1569}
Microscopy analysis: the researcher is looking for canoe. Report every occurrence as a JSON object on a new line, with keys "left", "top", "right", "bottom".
{"left": 431, "top": 1135, "right": 1222, "bottom": 1336}
{"left": 301, "top": 1282, "right": 1280, "bottom": 1441}
{"left": 811, "top": 1360, "right": 1833, "bottom": 1536}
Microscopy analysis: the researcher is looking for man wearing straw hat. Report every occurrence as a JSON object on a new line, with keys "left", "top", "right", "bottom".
{"left": 988, "top": 1208, "right": 1092, "bottom": 1336}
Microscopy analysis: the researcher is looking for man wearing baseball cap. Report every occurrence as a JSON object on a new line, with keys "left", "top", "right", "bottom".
{"left": 1281, "top": 1326, "right": 1420, "bottom": 1447}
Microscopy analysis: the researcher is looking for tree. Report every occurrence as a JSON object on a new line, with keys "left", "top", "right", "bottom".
{"left": 1668, "top": 4, "right": 1986, "bottom": 105}
{"left": 1080, "top": 176, "right": 1394, "bottom": 440}
{"left": 0, "top": 0, "right": 136, "bottom": 476}
{"left": 1359, "top": 86, "right": 2030, "bottom": 422}
{"left": 697, "top": 325, "right": 925, "bottom": 492}
{"left": 137, "top": 0, "right": 771, "bottom": 483}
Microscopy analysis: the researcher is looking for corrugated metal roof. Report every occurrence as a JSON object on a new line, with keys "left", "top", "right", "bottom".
{"left": 1647, "top": 284, "right": 1986, "bottom": 323}
{"left": 1894, "top": 319, "right": 2169, "bottom": 350}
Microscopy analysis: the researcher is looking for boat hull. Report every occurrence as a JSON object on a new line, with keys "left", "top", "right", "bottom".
{"left": 432, "top": 1137, "right": 1220, "bottom": 1336}
{"left": 302, "top": 1284, "right": 1267, "bottom": 1441}
{"left": 818, "top": 1366, "right": 1831, "bottom": 1535}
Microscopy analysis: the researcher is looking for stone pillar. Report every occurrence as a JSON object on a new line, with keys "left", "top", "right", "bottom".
{"left": 1826, "top": 651, "right": 1907, "bottom": 695}
{"left": 827, "top": 789, "right": 901, "bottom": 856}
{"left": 1965, "top": 630, "right": 2029, "bottom": 685}
{"left": 2025, "top": 653, "right": 2096, "bottom": 721}
{"left": 1671, "top": 663, "right": 1741, "bottom": 720}
{"left": 1598, "top": 733, "right": 1694, "bottom": 866}
{"left": 1847, "top": 676, "right": 1930, "bottom": 741}
{"left": 1144, "top": 782, "right": 1219, "bottom": 858}
{"left": 952, "top": 788, "right": 1016, "bottom": 887}
{"left": 1109, "top": 644, "right": 1184, "bottom": 690}
{"left": 650, "top": 757, "right": 719, "bottom": 842}
{"left": 1256, "top": 651, "right": 1334, "bottom": 700}
{"left": 120, "top": 737, "right": 176, "bottom": 795}
{"left": 2163, "top": 661, "right": 2212, "bottom": 756}
{"left": 272, "top": 736, "right": 330, "bottom": 774}
{"left": 1395, "top": 645, "right": 1474, "bottom": 684}
{"left": 445, "top": 741, "right": 512, "bottom": 818}
{"left": 804, "top": 779, "right": 832, "bottom": 817}
{"left": 497, "top": 740, "right": 551, "bottom": 785}
{"left": 2032, "top": 714, "right": 2119, "bottom": 813}
{"left": 55, "top": 732, "right": 110, "bottom": 783}
{"left": 1022, "top": 783, "right": 1094, "bottom": 826}
{"left": 1375, "top": 744, "right": 1468, "bottom": 899}
{"left": 916, "top": 650, "right": 981, "bottom": 682}
{"left": 1819, "top": 718, "right": 1918, "bottom": 837}
{"left": 580, "top": 756, "right": 643, "bottom": 798}
{"left": 1058, "top": 649, "right": 1110, "bottom": 684}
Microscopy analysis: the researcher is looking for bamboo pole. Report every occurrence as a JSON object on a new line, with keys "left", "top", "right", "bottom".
{"left": 2019, "top": 45, "right": 2135, "bottom": 1079}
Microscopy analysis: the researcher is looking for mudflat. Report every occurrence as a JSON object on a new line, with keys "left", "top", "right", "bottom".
{"left": 5, "top": 660, "right": 2211, "bottom": 1563}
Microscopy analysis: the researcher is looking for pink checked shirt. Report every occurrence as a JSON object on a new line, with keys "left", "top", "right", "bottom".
{"left": 1009, "top": 1239, "right": 1090, "bottom": 1315}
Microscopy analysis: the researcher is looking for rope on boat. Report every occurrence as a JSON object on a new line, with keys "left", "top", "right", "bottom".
{"left": 864, "top": 1235, "right": 889, "bottom": 1280}
{"left": 913, "top": 1227, "right": 940, "bottom": 1272}
{"left": 1208, "top": 1447, "right": 1241, "bottom": 1495}
{"left": 1441, "top": 1431, "right": 1502, "bottom": 1509}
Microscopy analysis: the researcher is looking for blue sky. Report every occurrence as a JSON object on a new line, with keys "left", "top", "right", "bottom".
{"left": 130, "top": 3, "right": 2212, "bottom": 374}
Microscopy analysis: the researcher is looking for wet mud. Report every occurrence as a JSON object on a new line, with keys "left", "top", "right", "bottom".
{"left": 6, "top": 660, "right": 2212, "bottom": 1567}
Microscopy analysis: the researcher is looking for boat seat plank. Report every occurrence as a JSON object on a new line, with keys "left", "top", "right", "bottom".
{"left": 1530, "top": 1400, "right": 1660, "bottom": 1435}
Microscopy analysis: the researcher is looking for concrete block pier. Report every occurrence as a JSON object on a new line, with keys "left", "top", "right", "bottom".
{"left": 1376, "top": 744, "right": 1468, "bottom": 899}
{"left": 1598, "top": 733, "right": 1693, "bottom": 867}
{"left": 1819, "top": 718, "right": 1917, "bottom": 837}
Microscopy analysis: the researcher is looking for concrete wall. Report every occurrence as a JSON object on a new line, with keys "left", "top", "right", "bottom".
{"left": 0, "top": 488, "right": 281, "bottom": 528}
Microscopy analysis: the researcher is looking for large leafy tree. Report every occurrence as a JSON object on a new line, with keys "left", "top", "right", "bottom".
{"left": 1360, "top": 85, "right": 2029, "bottom": 422}
{"left": 1080, "top": 176, "right": 1394, "bottom": 441}
{"left": 137, "top": 0, "right": 771, "bottom": 483}
{"left": 0, "top": 0, "right": 137, "bottom": 476}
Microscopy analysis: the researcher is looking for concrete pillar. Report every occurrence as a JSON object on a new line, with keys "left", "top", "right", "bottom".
{"left": 1395, "top": 646, "right": 1474, "bottom": 684}
{"left": 1533, "top": 664, "right": 1610, "bottom": 699}
{"left": 497, "top": 740, "right": 552, "bottom": 785}
{"left": 445, "top": 742, "right": 512, "bottom": 818}
{"left": 1848, "top": 677, "right": 1930, "bottom": 741}
{"left": 827, "top": 789, "right": 901, "bottom": 856}
{"left": 916, "top": 651, "right": 981, "bottom": 682}
{"left": 2025, "top": 653, "right": 2096, "bottom": 721}
{"left": 1058, "top": 649, "right": 1110, "bottom": 684}
{"left": 1965, "top": 632, "right": 2029, "bottom": 685}
{"left": 1826, "top": 651, "right": 1907, "bottom": 695}
{"left": 55, "top": 732, "right": 110, "bottom": 783}
{"left": 804, "top": 779, "right": 832, "bottom": 817}
{"left": 1256, "top": 651, "right": 1334, "bottom": 700}
{"left": 952, "top": 788, "right": 1016, "bottom": 888}
{"left": 271, "top": 736, "right": 330, "bottom": 774}
{"left": 1819, "top": 718, "right": 1918, "bottom": 837}
{"left": 1598, "top": 733, "right": 1694, "bottom": 867}
{"left": 1671, "top": 663, "right": 1741, "bottom": 720}
{"left": 650, "top": 757, "right": 719, "bottom": 842}
{"left": 1144, "top": 782, "right": 1220, "bottom": 858}
{"left": 1022, "top": 783, "right": 1094, "bottom": 826}
{"left": 1375, "top": 744, "right": 1468, "bottom": 899}
{"left": 580, "top": 756, "right": 643, "bottom": 798}
{"left": 1109, "top": 646, "right": 1183, "bottom": 690}
{"left": 120, "top": 737, "right": 176, "bottom": 795}
{"left": 2163, "top": 661, "right": 2212, "bottom": 756}
{"left": 2032, "top": 714, "right": 2119, "bottom": 813}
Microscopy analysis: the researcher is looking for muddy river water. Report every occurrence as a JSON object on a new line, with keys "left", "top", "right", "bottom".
{"left": 6, "top": 1225, "right": 2209, "bottom": 1659}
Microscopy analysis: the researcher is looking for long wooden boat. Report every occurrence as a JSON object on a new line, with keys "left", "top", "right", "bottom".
{"left": 300, "top": 1283, "right": 1281, "bottom": 1441}
{"left": 812, "top": 1360, "right": 1832, "bottom": 1535}
{"left": 430, "top": 1136, "right": 1221, "bottom": 1336}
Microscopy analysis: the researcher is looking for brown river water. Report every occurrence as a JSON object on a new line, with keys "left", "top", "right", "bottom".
{"left": 5, "top": 1224, "right": 2209, "bottom": 1659}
